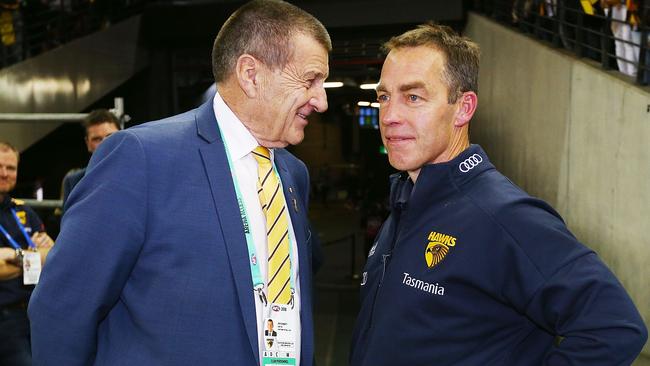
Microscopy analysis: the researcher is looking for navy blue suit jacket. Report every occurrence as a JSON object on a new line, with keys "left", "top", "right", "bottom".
{"left": 61, "top": 167, "right": 85, "bottom": 210}
{"left": 28, "top": 102, "right": 316, "bottom": 365}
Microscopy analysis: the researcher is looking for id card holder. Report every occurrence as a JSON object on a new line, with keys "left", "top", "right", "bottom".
{"left": 22, "top": 250, "right": 41, "bottom": 285}
{"left": 262, "top": 303, "right": 298, "bottom": 366}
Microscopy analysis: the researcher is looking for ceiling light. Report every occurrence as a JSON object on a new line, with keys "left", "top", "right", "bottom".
{"left": 370, "top": 102, "right": 380, "bottom": 108}
{"left": 360, "top": 83, "right": 378, "bottom": 90}
{"left": 324, "top": 81, "right": 344, "bottom": 88}
{"left": 357, "top": 101, "right": 371, "bottom": 107}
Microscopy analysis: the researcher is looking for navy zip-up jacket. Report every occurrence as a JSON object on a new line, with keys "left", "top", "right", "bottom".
{"left": 350, "top": 145, "right": 647, "bottom": 365}
{"left": 0, "top": 195, "right": 44, "bottom": 306}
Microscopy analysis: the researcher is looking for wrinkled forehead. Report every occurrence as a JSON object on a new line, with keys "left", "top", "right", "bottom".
{"left": 378, "top": 46, "right": 447, "bottom": 91}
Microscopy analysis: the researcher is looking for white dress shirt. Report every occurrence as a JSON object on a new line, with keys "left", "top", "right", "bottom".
{"left": 213, "top": 92, "right": 301, "bottom": 366}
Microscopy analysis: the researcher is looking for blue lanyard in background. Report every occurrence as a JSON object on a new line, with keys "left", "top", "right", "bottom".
{"left": 0, "top": 208, "right": 36, "bottom": 250}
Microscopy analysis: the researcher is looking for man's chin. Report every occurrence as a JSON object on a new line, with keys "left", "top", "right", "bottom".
{"left": 387, "top": 155, "right": 413, "bottom": 172}
{"left": 258, "top": 131, "right": 304, "bottom": 148}
{"left": 287, "top": 133, "right": 305, "bottom": 146}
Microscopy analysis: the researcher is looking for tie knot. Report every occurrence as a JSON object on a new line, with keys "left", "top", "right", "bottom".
{"left": 252, "top": 146, "right": 271, "bottom": 165}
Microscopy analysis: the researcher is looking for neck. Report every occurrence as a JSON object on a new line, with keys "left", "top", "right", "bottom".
{"left": 408, "top": 128, "right": 470, "bottom": 183}
{"left": 218, "top": 82, "right": 276, "bottom": 148}
{"left": 444, "top": 128, "right": 470, "bottom": 162}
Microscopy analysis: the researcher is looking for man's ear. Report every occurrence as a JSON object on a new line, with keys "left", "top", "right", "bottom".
{"left": 454, "top": 91, "right": 478, "bottom": 128}
{"left": 235, "top": 54, "right": 261, "bottom": 98}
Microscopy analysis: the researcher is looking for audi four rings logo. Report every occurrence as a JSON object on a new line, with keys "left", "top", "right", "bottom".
{"left": 458, "top": 154, "right": 483, "bottom": 173}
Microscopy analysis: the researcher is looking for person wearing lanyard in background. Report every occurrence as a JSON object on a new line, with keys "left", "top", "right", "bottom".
{"left": 0, "top": 141, "right": 54, "bottom": 366}
{"left": 28, "top": 1, "right": 329, "bottom": 365}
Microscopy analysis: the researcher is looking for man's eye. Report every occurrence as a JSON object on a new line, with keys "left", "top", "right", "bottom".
{"left": 377, "top": 94, "right": 389, "bottom": 102}
{"left": 408, "top": 95, "right": 420, "bottom": 102}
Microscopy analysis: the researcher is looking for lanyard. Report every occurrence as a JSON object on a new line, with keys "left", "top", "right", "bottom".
{"left": 0, "top": 208, "right": 36, "bottom": 250}
{"left": 221, "top": 138, "right": 296, "bottom": 306}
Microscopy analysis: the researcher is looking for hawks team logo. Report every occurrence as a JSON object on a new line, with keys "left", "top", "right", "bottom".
{"left": 16, "top": 210, "right": 26, "bottom": 225}
{"left": 424, "top": 231, "right": 457, "bottom": 269}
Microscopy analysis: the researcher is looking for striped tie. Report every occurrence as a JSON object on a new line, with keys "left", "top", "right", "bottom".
{"left": 252, "top": 146, "right": 292, "bottom": 304}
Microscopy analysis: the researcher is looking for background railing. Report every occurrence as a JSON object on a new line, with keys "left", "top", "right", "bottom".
{"left": 473, "top": 0, "right": 650, "bottom": 85}
{"left": 0, "top": 0, "right": 147, "bottom": 68}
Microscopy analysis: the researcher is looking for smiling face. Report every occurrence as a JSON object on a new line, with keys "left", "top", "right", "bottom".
{"left": 0, "top": 149, "right": 18, "bottom": 196}
{"left": 377, "top": 46, "right": 463, "bottom": 180}
{"left": 254, "top": 33, "right": 329, "bottom": 147}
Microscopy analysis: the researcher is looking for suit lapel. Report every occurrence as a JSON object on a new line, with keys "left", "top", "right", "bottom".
{"left": 275, "top": 155, "right": 314, "bottom": 366}
{"left": 195, "top": 102, "right": 260, "bottom": 363}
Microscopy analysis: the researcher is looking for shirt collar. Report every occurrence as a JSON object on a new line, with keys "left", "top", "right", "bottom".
{"left": 212, "top": 91, "right": 262, "bottom": 161}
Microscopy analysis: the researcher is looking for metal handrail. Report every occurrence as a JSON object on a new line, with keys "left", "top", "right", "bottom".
{"left": 0, "top": 97, "right": 129, "bottom": 126}
{"left": 16, "top": 199, "right": 61, "bottom": 209}
{"left": 475, "top": 0, "right": 650, "bottom": 86}
{"left": 0, "top": 113, "right": 87, "bottom": 123}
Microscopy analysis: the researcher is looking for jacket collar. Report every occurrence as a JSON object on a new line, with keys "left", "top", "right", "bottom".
{"left": 390, "top": 144, "right": 494, "bottom": 205}
{"left": 195, "top": 100, "right": 222, "bottom": 144}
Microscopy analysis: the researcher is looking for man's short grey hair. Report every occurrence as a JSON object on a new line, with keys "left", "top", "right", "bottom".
{"left": 212, "top": 0, "right": 332, "bottom": 83}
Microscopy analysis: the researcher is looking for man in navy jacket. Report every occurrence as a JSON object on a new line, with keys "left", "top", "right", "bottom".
{"left": 350, "top": 23, "right": 647, "bottom": 365}
{"left": 29, "top": 1, "right": 330, "bottom": 365}
{"left": 61, "top": 109, "right": 120, "bottom": 210}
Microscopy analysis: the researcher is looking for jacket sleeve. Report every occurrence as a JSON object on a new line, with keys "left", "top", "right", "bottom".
{"left": 524, "top": 252, "right": 648, "bottom": 365}
{"left": 28, "top": 131, "right": 148, "bottom": 366}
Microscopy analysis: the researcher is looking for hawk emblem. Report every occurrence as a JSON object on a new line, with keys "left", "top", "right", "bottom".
{"left": 425, "top": 242, "right": 449, "bottom": 268}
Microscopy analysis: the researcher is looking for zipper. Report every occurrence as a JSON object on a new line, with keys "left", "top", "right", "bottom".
{"left": 366, "top": 202, "right": 405, "bottom": 329}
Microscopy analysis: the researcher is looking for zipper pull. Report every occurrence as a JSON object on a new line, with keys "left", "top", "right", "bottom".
{"left": 379, "top": 253, "right": 392, "bottom": 286}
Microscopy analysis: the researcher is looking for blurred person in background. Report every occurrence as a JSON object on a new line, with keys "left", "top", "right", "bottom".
{"left": 0, "top": 141, "right": 54, "bottom": 366}
{"left": 60, "top": 109, "right": 120, "bottom": 210}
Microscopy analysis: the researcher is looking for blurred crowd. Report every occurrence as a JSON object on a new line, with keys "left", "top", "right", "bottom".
{"left": 0, "top": 0, "right": 145, "bottom": 67}
{"left": 478, "top": 0, "right": 650, "bottom": 83}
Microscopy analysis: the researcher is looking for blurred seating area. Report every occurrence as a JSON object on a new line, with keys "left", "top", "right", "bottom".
{"left": 474, "top": 0, "right": 650, "bottom": 85}
{"left": 0, "top": 0, "right": 146, "bottom": 68}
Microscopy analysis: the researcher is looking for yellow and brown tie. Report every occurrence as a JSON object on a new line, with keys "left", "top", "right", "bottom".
{"left": 253, "top": 146, "right": 292, "bottom": 304}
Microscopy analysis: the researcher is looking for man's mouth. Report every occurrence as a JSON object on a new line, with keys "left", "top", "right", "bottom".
{"left": 385, "top": 136, "right": 413, "bottom": 143}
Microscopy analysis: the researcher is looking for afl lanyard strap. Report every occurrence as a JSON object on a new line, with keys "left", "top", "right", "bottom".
{"left": 0, "top": 208, "right": 36, "bottom": 250}
{"left": 221, "top": 138, "right": 296, "bottom": 306}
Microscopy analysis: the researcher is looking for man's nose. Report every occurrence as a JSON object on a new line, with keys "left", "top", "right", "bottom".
{"left": 380, "top": 100, "right": 400, "bottom": 125}
{"left": 310, "top": 85, "right": 328, "bottom": 113}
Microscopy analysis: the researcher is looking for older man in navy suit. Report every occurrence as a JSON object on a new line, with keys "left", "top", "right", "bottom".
{"left": 28, "top": 1, "right": 330, "bottom": 365}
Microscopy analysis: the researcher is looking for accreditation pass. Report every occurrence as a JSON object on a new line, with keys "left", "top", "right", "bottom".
{"left": 262, "top": 303, "right": 297, "bottom": 365}
{"left": 22, "top": 250, "right": 42, "bottom": 285}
